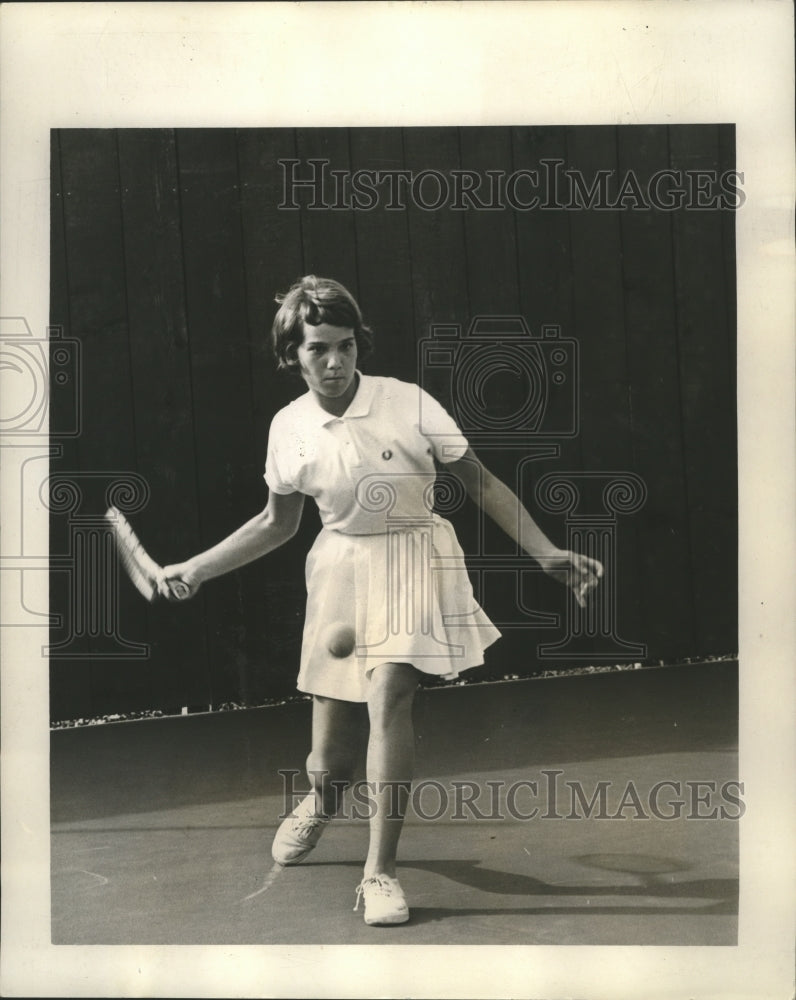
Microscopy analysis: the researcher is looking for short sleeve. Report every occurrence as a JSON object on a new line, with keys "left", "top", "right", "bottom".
{"left": 417, "top": 385, "right": 469, "bottom": 463}
{"left": 264, "top": 412, "right": 297, "bottom": 495}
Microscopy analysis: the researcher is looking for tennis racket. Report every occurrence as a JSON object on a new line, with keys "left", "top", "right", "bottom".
{"left": 104, "top": 506, "right": 191, "bottom": 602}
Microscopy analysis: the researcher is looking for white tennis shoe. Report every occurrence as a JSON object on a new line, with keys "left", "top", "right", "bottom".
{"left": 354, "top": 874, "right": 410, "bottom": 925}
{"left": 271, "top": 793, "right": 330, "bottom": 865}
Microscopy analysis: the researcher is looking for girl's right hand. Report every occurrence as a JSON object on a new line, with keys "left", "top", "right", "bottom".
{"left": 157, "top": 562, "right": 202, "bottom": 602}
{"left": 540, "top": 549, "right": 604, "bottom": 608}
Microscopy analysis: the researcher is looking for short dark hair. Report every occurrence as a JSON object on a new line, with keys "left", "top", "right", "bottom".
{"left": 271, "top": 275, "right": 374, "bottom": 371}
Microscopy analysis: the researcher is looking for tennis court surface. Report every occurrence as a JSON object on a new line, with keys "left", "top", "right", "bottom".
{"left": 51, "top": 659, "right": 738, "bottom": 945}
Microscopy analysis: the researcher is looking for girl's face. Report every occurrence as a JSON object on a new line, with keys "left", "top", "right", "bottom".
{"left": 294, "top": 322, "right": 359, "bottom": 414}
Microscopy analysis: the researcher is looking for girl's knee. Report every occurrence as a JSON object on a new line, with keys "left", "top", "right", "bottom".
{"left": 367, "top": 663, "right": 419, "bottom": 728}
{"left": 309, "top": 696, "right": 367, "bottom": 780}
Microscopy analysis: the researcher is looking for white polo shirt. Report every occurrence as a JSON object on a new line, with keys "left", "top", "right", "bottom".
{"left": 264, "top": 374, "right": 469, "bottom": 534}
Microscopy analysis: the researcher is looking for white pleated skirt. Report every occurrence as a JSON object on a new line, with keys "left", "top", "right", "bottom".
{"left": 297, "top": 516, "right": 501, "bottom": 703}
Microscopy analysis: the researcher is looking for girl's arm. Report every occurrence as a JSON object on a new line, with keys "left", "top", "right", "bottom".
{"left": 446, "top": 448, "right": 602, "bottom": 606}
{"left": 156, "top": 490, "right": 306, "bottom": 600}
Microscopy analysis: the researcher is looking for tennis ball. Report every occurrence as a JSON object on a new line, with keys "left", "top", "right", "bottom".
{"left": 323, "top": 622, "right": 356, "bottom": 658}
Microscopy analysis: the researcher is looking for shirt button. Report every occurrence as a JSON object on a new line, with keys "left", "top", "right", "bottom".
{"left": 382, "top": 449, "right": 393, "bottom": 460}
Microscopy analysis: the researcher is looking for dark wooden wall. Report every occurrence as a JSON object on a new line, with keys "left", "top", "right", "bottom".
{"left": 49, "top": 126, "right": 737, "bottom": 722}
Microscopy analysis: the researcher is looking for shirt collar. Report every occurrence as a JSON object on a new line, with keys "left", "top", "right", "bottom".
{"left": 300, "top": 372, "right": 375, "bottom": 427}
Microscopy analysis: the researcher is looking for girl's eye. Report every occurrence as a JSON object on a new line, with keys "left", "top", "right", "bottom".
{"left": 305, "top": 340, "right": 354, "bottom": 354}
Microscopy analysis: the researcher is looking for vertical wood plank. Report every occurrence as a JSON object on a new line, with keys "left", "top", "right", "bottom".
{"left": 617, "top": 125, "right": 697, "bottom": 659}
{"left": 669, "top": 124, "right": 737, "bottom": 655}
{"left": 511, "top": 126, "right": 581, "bottom": 657}
{"left": 564, "top": 125, "right": 643, "bottom": 655}
{"left": 513, "top": 126, "right": 576, "bottom": 336}
{"left": 512, "top": 125, "right": 578, "bottom": 468}
{"left": 718, "top": 125, "right": 738, "bottom": 394}
{"left": 49, "top": 129, "right": 92, "bottom": 721}
{"left": 293, "top": 129, "right": 359, "bottom": 294}
{"left": 57, "top": 129, "right": 152, "bottom": 715}
{"left": 719, "top": 125, "right": 738, "bottom": 656}
{"left": 237, "top": 128, "right": 305, "bottom": 433}
{"left": 237, "top": 127, "right": 309, "bottom": 701}
{"left": 402, "top": 127, "right": 471, "bottom": 494}
{"left": 176, "top": 128, "right": 261, "bottom": 707}
{"left": 118, "top": 128, "right": 212, "bottom": 710}
{"left": 402, "top": 126, "right": 481, "bottom": 555}
{"left": 456, "top": 127, "right": 545, "bottom": 670}
{"left": 459, "top": 126, "right": 520, "bottom": 314}
{"left": 403, "top": 127, "right": 469, "bottom": 338}
{"left": 458, "top": 125, "right": 522, "bottom": 515}
{"left": 349, "top": 127, "right": 415, "bottom": 382}
{"left": 59, "top": 131, "right": 137, "bottom": 472}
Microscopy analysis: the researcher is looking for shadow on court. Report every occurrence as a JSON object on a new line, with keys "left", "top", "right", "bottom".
{"left": 51, "top": 660, "right": 739, "bottom": 945}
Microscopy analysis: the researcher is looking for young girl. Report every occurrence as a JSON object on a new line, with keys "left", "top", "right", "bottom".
{"left": 157, "top": 276, "right": 602, "bottom": 926}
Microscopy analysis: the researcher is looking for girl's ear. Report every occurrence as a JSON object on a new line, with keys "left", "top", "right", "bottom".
{"left": 284, "top": 342, "right": 300, "bottom": 367}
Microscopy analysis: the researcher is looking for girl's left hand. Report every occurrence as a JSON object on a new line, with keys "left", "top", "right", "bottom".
{"left": 540, "top": 550, "right": 604, "bottom": 608}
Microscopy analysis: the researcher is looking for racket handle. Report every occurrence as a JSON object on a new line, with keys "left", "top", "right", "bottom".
{"left": 165, "top": 578, "right": 192, "bottom": 601}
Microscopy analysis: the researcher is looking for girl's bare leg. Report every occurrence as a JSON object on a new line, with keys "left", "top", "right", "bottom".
{"left": 363, "top": 662, "right": 420, "bottom": 878}
{"left": 306, "top": 695, "right": 368, "bottom": 816}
